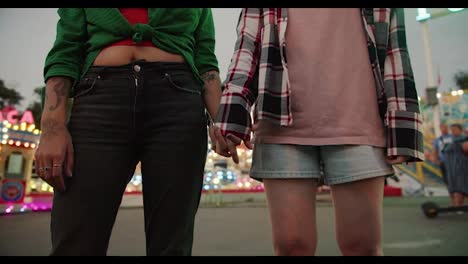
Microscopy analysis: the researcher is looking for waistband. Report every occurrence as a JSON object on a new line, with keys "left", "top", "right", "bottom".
{"left": 84, "top": 60, "right": 192, "bottom": 79}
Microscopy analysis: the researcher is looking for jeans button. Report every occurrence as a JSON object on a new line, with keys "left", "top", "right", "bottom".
{"left": 134, "top": 65, "right": 141, "bottom": 72}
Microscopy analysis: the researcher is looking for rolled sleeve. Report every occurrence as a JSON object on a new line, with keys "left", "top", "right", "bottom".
{"left": 194, "top": 8, "right": 219, "bottom": 75}
{"left": 43, "top": 8, "right": 87, "bottom": 83}
{"left": 214, "top": 8, "right": 262, "bottom": 142}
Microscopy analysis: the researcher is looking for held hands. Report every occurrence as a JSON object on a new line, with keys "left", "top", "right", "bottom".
{"left": 209, "top": 124, "right": 255, "bottom": 164}
{"left": 208, "top": 123, "right": 412, "bottom": 166}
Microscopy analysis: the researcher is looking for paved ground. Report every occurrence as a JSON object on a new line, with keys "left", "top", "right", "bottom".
{"left": 1, "top": 197, "right": 467, "bottom": 256}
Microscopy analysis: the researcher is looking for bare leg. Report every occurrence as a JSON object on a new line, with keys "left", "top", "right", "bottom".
{"left": 331, "top": 177, "right": 385, "bottom": 256}
{"left": 264, "top": 178, "right": 319, "bottom": 256}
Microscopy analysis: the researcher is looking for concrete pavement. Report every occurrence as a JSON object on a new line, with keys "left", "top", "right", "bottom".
{"left": 1, "top": 197, "right": 467, "bottom": 256}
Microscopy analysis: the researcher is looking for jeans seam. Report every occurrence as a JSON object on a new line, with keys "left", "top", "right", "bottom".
{"left": 164, "top": 73, "right": 201, "bottom": 95}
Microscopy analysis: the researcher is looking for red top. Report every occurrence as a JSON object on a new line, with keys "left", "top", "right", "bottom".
{"left": 110, "top": 8, "right": 155, "bottom": 47}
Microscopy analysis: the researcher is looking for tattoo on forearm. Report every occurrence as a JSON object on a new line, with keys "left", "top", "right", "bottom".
{"left": 48, "top": 79, "right": 68, "bottom": 111}
{"left": 40, "top": 119, "right": 61, "bottom": 139}
{"left": 201, "top": 71, "right": 220, "bottom": 85}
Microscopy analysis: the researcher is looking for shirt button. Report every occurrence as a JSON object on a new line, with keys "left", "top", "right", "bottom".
{"left": 134, "top": 65, "right": 141, "bottom": 72}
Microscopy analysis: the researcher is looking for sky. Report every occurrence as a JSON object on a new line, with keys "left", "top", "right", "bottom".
{"left": 0, "top": 8, "right": 467, "bottom": 110}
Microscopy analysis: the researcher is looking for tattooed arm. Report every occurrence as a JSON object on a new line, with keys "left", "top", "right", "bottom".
{"left": 42, "top": 76, "right": 72, "bottom": 126}
{"left": 201, "top": 70, "right": 222, "bottom": 122}
{"left": 193, "top": 9, "right": 221, "bottom": 121}
{"left": 35, "top": 76, "right": 74, "bottom": 192}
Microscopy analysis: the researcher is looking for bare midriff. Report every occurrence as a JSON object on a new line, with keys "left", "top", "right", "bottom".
{"left": 93, "top": 45, "right": 185, "bottom": 66}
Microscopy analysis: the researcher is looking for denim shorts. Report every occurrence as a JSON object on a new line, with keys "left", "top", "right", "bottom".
{"left": 250, "top": 144, "right": 394, "bottom": 185}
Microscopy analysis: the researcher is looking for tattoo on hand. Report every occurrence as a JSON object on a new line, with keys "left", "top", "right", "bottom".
{"left": 201, "top": 71, "right": 220, "bottom": 84}
{"left": 48, "top": 79, "right": 68, "bottom": 111}
{"left": 41, "top": 119, "right": 61, "bottom": 139}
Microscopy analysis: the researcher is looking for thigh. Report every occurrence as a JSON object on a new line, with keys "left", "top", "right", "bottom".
{"left": 51, "top": 147, "right": 137, "bottom": 255}
{"left": 322, "top": 145, "right": 389, "bottom": 254}
{"left": 62, "top": 71, "right": 137, "bottom": 222}
{"left": 264, "top": 178, "right": 319, "bottom": 252}
{"left": 253, "top": 144, "right": 321, "bottom": 253}
{"left": 139, "top": 69, "right": 208, "bottom": 255}
{"left": 329, "top": 177, "right": 385, "bottom": 245}
{"left": 140, "top": 65, "right": 207, "bottom": 223}
{"left": 140, "top": 129, "right": 207, "bottom": 256}
{"left": 51, "top": 73, "right": 138, "bottom": 255}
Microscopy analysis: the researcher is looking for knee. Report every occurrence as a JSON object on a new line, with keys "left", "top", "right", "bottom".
{"left": 338, "top": 236, "right": 382, "bottom": 256}
{"left": 273, "top": 236, "right": 316, "bottom": 256}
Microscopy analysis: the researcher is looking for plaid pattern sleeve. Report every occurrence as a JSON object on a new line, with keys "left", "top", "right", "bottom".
{"left": 383, "top": 8, "right": 424, "bottom": 162}
{"left": 214, "top": 8, "right": 262, "bottom": 141}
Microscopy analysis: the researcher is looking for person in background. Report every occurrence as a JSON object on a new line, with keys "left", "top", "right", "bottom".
{"left": 35, "top": 8, "right": 221, "bottom": 255}
{"left": 432, "top": 123, "right": 453, "bottom": 202}
{"left": 442, "top": 123, "right": 468, "bottom": 208}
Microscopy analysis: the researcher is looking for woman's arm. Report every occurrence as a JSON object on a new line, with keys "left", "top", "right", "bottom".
{"left": 214, "top": 8, "right": 263, "bottom": 142}
{"left": 36, "top": 8, "right": 87, "bottom": 192}
{"left": 200, "top": 71, "right": 222, "bottom": 122}
{"left": 211, "top": 8, "right": 263, "bottom": 163}
{"left": 383, "top": 8, "right": 424, "bottom": 163}
{"left": 193, "top": 8, "right": 222, "bottom": 121}
{"left": 43, "top": 8, "right": 87, "bottom": 89}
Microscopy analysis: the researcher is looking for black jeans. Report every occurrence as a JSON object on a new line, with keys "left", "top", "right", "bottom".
{"left": 50, "top": 61, "right": 208, "bottom": 256}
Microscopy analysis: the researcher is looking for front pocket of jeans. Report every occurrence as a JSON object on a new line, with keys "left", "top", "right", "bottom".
{"left": 73, "top": 77, "right": 98, "bottom": 99}
{"left": 164, "top": 73, "right": 202, "bottom": 95}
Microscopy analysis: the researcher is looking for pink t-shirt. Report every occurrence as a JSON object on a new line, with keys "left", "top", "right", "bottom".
{"left": 254, "top": 8, "right": 386, "bottom": 147}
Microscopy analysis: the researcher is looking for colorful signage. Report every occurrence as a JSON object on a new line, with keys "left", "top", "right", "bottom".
{"left": 0, "top": 179, "right": 26, "bottom": 204}
{"left": 0, "top": 110, "right": 35, "bottom": 125}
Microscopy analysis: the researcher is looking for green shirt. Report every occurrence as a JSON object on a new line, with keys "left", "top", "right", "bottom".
{"left": 44, "top": 8, "right": 219, "bottom": 89}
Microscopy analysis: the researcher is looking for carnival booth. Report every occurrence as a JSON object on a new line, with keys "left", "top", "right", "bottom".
{"left": 0, "top": 108, "right": 41, "bottom": 213}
